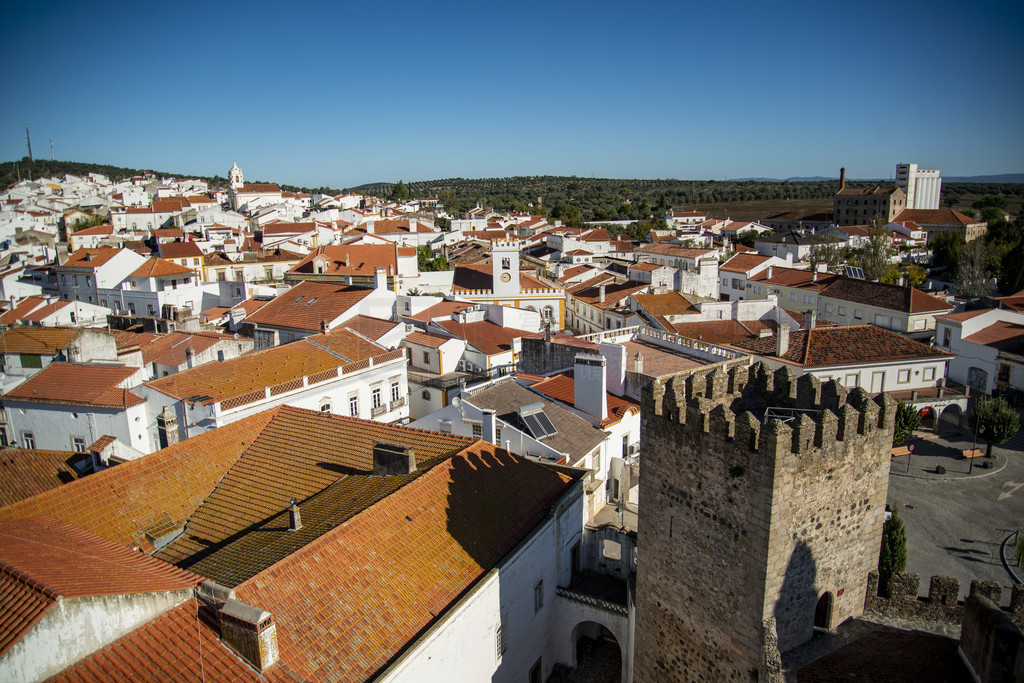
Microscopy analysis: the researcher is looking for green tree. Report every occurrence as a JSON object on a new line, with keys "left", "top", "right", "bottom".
{"left": 953, "top": 239, "right": 991, "bottom": 298}
{"left": 878, "top": 508, "right": 907, "bottom": 597}
{"left": 416, "top": 245, "right": 449, "bottom": 272}
{"left": 968, "top": 395, "right": 1020, "bottom": 458}
{"left": 856, "top": 222, "right": 895, "bottom": 281}
{"left": 391, "top": 180, "right": 410, "bottom": 202}
{"left": 809, "top": 234, "right": 847, "bottom": 273}
{"left": 434, "top": 216, "right": 451, "bottom": 231}
{"left": 893, "top": 401, "right": 921, "bottom": 446}
{"left": 550, "top": 203, "right": 583, "bottom": 228}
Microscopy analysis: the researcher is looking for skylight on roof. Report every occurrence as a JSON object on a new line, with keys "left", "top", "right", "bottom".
{"left": 295, "top": 296, "right": 304, "bottom": 303}
{"left": 305, "top": 298, "right": 318, "bottom": 306}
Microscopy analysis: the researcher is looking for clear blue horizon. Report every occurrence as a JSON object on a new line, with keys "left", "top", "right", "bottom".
{"left": 3, "top": 0, "right": 1022, "bottom": 189}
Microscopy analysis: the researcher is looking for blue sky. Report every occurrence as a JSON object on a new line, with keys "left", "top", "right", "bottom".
{"left": 2, "top": 0, "right": 1022, "bottom": 188}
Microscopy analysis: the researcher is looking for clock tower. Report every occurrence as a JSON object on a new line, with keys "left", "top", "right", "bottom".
{"left": 490, "top": 239, "right": 521, "bottom": 298}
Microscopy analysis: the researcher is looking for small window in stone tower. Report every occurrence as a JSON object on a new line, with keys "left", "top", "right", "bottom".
{"left": 502, "top": 257, "right": 510, "bottom": 270}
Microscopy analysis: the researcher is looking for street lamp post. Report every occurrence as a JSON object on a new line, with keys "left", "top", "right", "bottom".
{"left": 906, "top": 443, "right": 915, "bottom": 473}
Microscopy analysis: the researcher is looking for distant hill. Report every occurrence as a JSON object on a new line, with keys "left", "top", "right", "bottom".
{"left": 944, "top": 173, "right": 1024, "bottom": 184}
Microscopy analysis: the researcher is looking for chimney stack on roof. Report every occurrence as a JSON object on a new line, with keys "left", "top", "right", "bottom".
{"left": 218, "top": 599, "right": 279, "bottom": 672}
{"left": 767, "top": 266, "right": 773, "bottom": 280}
{"left": 481, "top": 409, "right": 497, "bottom": 445}
{"left": 372, "top": 441, "right": 417, "bottom": 476}
{"left": 598, "top": 284, "right": 606, "bottom": 304}
{"left": 805, "top": 309, "right": 816, "bottom": 329}
{"left": 288, "top": 498, "right": 302, "bottom": 531}
{"left": 374, "top": 266, "right": 387, "bottom": 291}
{"left": 776, "top": 324, "right": 790, "bottom": 357}
{"left": 840, "top": 167, "right": 846, "bottom": 191}
{"left": 573, "top": 353, "right": 608, "bottom": 421}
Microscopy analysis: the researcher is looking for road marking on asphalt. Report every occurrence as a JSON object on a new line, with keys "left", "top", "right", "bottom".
{"left": 998, "top": 481, "right": 1024, "bottom": 501}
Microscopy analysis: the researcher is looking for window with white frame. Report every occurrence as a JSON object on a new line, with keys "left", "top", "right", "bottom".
{"left": 897, "top": 369, "right": 911, "bottom": 383}
{"left": 22, "top": 432, "right": 35, "bottom": 449}
{"left": 371, "top": 387, "right": 382, "bottom": 409}
{"left": 72, "top": 436, "right": 86, "bottom": 452}
{"left": 348, "top": 394, "right": 359, "bottom": 417}
{"left": 390, "top": 380, "right": 400, "bottom": 403}
{"left": 319, "top": 400, "right": 331, "bottom": 413}
{"left": 854, "top": 309, "right": 863, "bottom": 320}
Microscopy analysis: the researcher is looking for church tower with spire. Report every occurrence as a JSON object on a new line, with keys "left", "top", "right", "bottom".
{"left": 229, "top": 163, "right": 244, "bottom": 190}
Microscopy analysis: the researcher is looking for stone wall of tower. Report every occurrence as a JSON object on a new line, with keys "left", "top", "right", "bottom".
{"left": 633, "top": 362, "right": 896, "bottom": 682}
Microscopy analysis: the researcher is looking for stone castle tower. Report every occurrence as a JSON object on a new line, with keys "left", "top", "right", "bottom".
{"left": 634, "top": 361, "right": 896, "bottom": 681}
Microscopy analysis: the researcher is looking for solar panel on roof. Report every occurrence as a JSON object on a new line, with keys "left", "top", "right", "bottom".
{"left": 522, "top": 411, "right": 556, "bottom": 439}
{"left": 845, "top": 265, "right": 865, "bottom": 280}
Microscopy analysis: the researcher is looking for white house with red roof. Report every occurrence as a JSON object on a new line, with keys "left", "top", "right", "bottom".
{"left": 936, "top": 308, "right": 1024, "bottom": 397}
{"left": 1, "top": 362, "right": 150, "bottom": 453}
{"left": 718, "top": 252, "right": 791, "bottom": 301}
{"left": 634, "top": 243, "right": 719, "bottom": 299}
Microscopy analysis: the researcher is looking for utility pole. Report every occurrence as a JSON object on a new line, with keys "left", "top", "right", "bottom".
{"left": 25, "top": 122, "right": 33, "bottom": 163}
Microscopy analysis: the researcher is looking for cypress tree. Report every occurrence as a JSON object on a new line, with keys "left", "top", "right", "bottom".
{"left": 878, "top": 508, "right": 907, "bottom": 597}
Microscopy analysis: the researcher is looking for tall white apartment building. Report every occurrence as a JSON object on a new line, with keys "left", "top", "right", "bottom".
{"left": 896, "top": 162, "right": 942, "bottom": 210}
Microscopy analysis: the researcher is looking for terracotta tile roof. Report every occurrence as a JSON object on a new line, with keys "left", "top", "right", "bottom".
{"left": 636, "top": 244, "right": 715, "bottom": 258}
{"left": 237, "top": 183, "right": 281, "bottom": 194}
{"left": 110, "top": 330, "right": 159, "bottom": 352}
{"left": 452, "top": 264, "right": 558, "bottom": 293}
{"left": 155, "top": 407, "right": 476, "bottom": 587}
{"left": 62, "top": 247, "right": 123, "bottom": 270}
{"left": 529, "top": 372, "right": 640, "bottom": 427}
{"left": 568, "top": 275, "right": 647, "bottom": 310}
{"left": 469, "top": 379, "right": 606, "bottom": 463}
{"left": 289, "top": 244, "right": 399, "bottom": 276}
{"left": 339, "top": 314, "right": 400, "bottom": 342}
{"left": 665, "top": 319, "right": 769, "bottom": 344}
{"left": 403, "top": 330, "right": 453, "bottom": 349}
{"left": 0, "top": 516, "right": 200, "bottom": 657}
{"left": 232, "top": 441, "right": 578, "bottom": 681}
{"left": 407, "top": 300, "right": 474, "bottom": 322}
{"left": 49, "top": 597, "right": 296, "bottom": 682}
{"left": 151, "top": 228, "right": 184, "bottom": 238}
{"left": 0, "top": 326, "right": 80, "bottom": 355}
{"left": 631, "top": 291, "right": 701, "bottom": 317}
{"left": 69, "top": 224, "right": 113, "bottom": 236}
{"left": 145, "top": 329, "right": 384, "bottom": 405}
{"left": 729, "top": 324, "right": 953, "bottom": 367}
{"left": 0, "top": 449, "right": 91, "bottom": 507}
{"left": 129, "top": 257, "right": 194, "bottom": 278}
{"left": 629, "top": 262, "right": 662, "bottom": 272}
{"left": 157, "top": 241, "right": 203, "bottom": 260}
{"left": 519, "top": 331, "right": 599, "bottom": 351}
{"left": 893, "top": 208, "right": 982, "bottom": 226}
{"left": 720, "top": 253, "right": 771, "bottom": 274}
{"left": 244, "top": 281, "right": 375, "bottom": 332}
{"left": 820, "top": 278, "right": 951, "bottom": 314}
{"left": 963, "top": 320, "right": 1024, "bottom": 352}
{"left": 435, "top": 319, "right": 520, "bottom": 356}
{"left": 836, "top": 186, "right": 899, "bottom": 196}
{"left": 0, "top": 298, "right": 47, "bottom": 325}
{"left": 936, "top": 308, "right": 994, "bottom": 322}
{"left": 3, "top": 363, "right": 143, "bottom": 408}
{"left": 751, "top": 265, "right": 839, "bottom": 289}
{"left": 18, "top": 300, "right": 72, "bottom": 323}
{"left": 0, "top": 409, "right": 280, "bottom": 551}
{"left": 262, "top": 221, "right": 315, "bottom": 235}
{"left": 140, "top": 331, "right": 234, "bottom": 367}
{"left": 621, "top": 339, "right": 708, "bottom": 375}
{"left": 559, "top": 265, "right": 595, "bottom": 280}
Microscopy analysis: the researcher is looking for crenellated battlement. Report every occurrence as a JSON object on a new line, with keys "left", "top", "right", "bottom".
{"left": 642, "top": 361, "right": 897, "bottom": 461}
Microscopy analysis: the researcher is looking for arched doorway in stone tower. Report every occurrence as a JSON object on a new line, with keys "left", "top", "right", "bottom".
{"left": 814, "top": 591, "right": 834, "bottom": 629}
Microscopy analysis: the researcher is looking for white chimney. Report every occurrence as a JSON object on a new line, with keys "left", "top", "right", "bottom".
{"left": 481, "top": 409, "right": 496, "bottom": 445}
{"left": 574, "top": 354, "right": 607, "bottom": 421}
{"left": 374, "top": 266, "right": 387, "bottom": 291}
{"left": 776, "top": 324, "right": 790, "bottom": 357}
{"left": 598, "top": 284, "right": 606, "bottom": 304}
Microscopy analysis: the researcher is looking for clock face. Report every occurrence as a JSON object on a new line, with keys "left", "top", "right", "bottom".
{"left": 500, "top": 272, "right": 512, "bottom": 283}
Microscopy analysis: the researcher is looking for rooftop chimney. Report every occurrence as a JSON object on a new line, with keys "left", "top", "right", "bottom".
{"left": 320, "top": 319, "right": 328, "bottom": 334}
{"left": 288, "top": 498, "right": 302, "bottom": 531}
{"left": 598, "top": 284, "right": 606, "bottom": 304}
{"left": 767, "top": 266, "right": 773, "bottom": 279}
{"left": 372, "top": 441, "right": 417, "bottom": 475}
{"left": 573, "top": 353, "right": 607, "bottom": 421}
{"left": 805, "top": 309, "right": 816, "bottom": 329}
{"left": 218, "top": 599, "right": 279, "bottom": 672}
{"left": 481, "top": 409, "right": 496, "bottom": 445}
{"left": 839, "top": 167, "right": 846, "bottom": 191}
{"left": 374, "top": 266, "right": 387, "bottom": 291}
{"left": 776, "top": 324, "right": 790, "bottom": 357}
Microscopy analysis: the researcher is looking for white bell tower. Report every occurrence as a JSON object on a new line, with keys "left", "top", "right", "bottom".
{"left": 229, "top": 163, "right": 244, "bottom": 190}
{"left": 491, "top": 239, "right": 521, "bottom": 297}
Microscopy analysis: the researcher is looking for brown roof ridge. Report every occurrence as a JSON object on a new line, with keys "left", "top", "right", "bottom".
{"left": 234, "top": 438, "right": 494, "bottom": 592}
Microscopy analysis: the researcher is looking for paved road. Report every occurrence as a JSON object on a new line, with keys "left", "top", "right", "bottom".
{"left": 887, "top": 419, "right": 1024, "bottom": 600}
